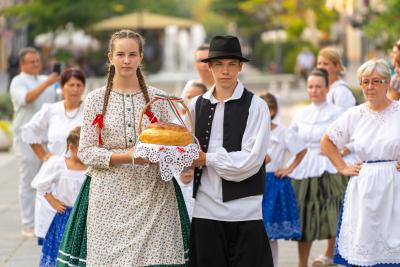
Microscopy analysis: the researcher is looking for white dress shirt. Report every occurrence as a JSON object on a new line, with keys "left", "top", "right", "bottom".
{"left": 9, "top": 72, "right": 57, "bottom": 141}
{"left": 327, "top": 79, "right": 356, "bottom": 110}
{"left": 188, "top": 80, "right": 270, "bottom": 221}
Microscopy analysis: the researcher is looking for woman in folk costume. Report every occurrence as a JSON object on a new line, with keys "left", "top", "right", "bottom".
{"left": 22, "top": 68, "right": 85, "bottom": 244}
{"left": 313, "top": 46, "right": 356, "bottom": 267}
{"left": 321, "top": 59, "right": 400, "bottom": 266}
{"left": 289, "top": 68, "right": 348, "bottom": 267}
{"left": 57, "top": 29, "right": 189, "bottom": 267}
{"left": 260, "top": 92, "right": 307, "bottom": 267}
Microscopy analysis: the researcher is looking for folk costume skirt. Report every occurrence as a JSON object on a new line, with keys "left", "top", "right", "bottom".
{"left": 262, "top": 172, "right": 301, "bottom": 240}
{"left": 291, "top": 172, "right": 348, "bottom": 242}
{"left": 334, "top": 161, "right": 400, "bottom": 266}
{"left": 40, "top": 207, "right": 72, "bottom": 267}
{"left": 56, "top": 176, "right": 190, "bottom": 267}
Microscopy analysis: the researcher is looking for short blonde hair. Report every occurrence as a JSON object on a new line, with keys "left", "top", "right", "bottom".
{"left": 357, "top": 59, "right": 390, "bottom": 82}
{"left": 318, "top": 46, "right": 345, "bottom": 76}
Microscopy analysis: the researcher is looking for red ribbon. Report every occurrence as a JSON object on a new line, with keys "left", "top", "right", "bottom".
{"left": 144, "top": 109, "right": 158, "bottom": 123}
{"left": 92, "top": 114, "right": 104, "bottom": 145}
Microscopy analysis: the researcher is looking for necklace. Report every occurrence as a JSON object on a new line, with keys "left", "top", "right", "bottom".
{"left": 64, "top": 101, "right": 82, "bottom": 120}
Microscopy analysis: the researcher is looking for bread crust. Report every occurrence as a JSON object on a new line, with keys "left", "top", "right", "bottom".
{"left": 139, "top": 122, "right": 192, "bottom": 146}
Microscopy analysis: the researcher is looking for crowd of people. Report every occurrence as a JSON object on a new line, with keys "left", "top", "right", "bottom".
{"left": 8, "top": 30, "right": 400, "bottom": 267}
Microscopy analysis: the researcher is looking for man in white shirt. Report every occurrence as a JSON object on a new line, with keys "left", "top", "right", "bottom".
{"left": 9, "top": 47, "right": 59, "bottom": 237}
{"left": 190, "top": 35, "right": 273, "bottom": 266}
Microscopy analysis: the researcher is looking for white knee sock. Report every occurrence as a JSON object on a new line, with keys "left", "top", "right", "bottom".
{"left": 269, "top": 240, "right": 278, "bottom": 267}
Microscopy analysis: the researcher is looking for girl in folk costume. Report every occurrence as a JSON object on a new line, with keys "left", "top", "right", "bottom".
{"left": 37, "top": 127, "right": 86, "bottom": 267}
{"left": 289, "top": 68, "right": 348, "bottom": 267}
{"left": 260, "top": 92, "right": 307, "bottom": 267}
{"left": 57, "top": 30, "right": 189, "bottom": 267}
{"left": 322, "top": 59, "right": 400, "bottom": 266}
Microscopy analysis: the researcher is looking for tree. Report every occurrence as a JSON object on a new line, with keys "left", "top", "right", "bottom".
{"left": 363, "top": 0, "right": 400, "bottom": 48}
{"left": 2, "top": 0, "right": 196, "bottom": 35}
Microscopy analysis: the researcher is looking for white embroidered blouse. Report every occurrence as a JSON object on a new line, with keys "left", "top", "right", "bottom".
{"left": 21, "top": 101, "right": 83, "bottom": 155}
{"left": 326, "top": 101, "right": 400, "bottom": 162}
{"left": 289, "top": 101, "right": 344, "bottom": 179}
{"left": 265, "top": 125, "right": 306, "bottom": 172}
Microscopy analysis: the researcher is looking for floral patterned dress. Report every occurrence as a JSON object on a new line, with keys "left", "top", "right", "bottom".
{"left": 57, "top": 86, "right": 189, "bottom": 267}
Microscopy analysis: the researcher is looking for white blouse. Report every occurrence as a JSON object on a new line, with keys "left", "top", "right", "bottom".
{"left": 21, "top": 101, "right": 83, "bottom": 155}
{"left": 327, "top": 101, "right": 400, "bottom": 162}
{"left": 289, "top": 102, "right": 344, "bottom": 179}
{"left": 265, "top": 125, "right": 306, "bottom": 172}
{"left": 32, "top": 156, "right": 86, "bottom": 207}
{"left": 327, "top": 79, "right": 356, "bottom": 110}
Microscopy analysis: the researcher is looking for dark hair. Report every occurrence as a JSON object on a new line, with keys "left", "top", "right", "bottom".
{"left": 60, "top": 68, "right": 86, "bottom": 87}
{"left": 18, "top": 47, "right": 39, "bottom": 63}
{"left": 190, "top": 82, "right": 207, "bottom": 93}
{"left": 103, "top": 29, "right": 150, "bottom": 119}
{"left": 197, "top": 44, "right": 210, "bottom": 51}
{"left": 309, "top": 68, "right": 329, "bottom": 87}
{"left": 66, "top": 126, "right": 81, "bottom": 148}
{"left": 259, "top": 92, "right": 278, "bottom": 120}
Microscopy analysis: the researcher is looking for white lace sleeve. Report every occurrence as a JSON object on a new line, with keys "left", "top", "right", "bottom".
{"left": 21, "top": 103, "right": 51, "bottom": 144}
{"left": 326, "top": 110, "right": 352, "bottom": 148}
{"left": 77, "top": 90, "right": 112, "bottom": 169}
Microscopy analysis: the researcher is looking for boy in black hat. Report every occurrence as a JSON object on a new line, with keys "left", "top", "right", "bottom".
{"left": 190, "top": 35, "right": 274, "bottom": 266}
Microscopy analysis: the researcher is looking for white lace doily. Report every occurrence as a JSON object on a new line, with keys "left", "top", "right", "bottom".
{"left": 133, "top": 142, "right": 200, "bottom": 181}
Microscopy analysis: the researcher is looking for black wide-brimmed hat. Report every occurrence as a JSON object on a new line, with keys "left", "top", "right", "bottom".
{"left": 201, "top": 35, "right": 249, "bottom": 63}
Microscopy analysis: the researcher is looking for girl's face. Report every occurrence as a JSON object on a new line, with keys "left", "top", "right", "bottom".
{"left": 317, "top": 55, "right": 339, "bottom": 81}
{"left": 108, "top": 38, "right": 143, "bottom": 78}
{"left": 62, "top": 77, "right": 84, "bottom": 105}
{"left": 307, "top": 75, "right": 329, "bottom": 104}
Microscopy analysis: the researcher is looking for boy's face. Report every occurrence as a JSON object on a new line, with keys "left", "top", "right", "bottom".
{"left": 208, "top": 59, "right": 243, "bottom": 89}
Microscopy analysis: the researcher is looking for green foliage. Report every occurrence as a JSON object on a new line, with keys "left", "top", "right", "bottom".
{"left": 2, "top": 0, "right": 196, "bottom": 36}
{"left": 363, "top": 0, "right": 400, "bottom": 48}
{"left": 0, "top": 93, "right": 14, "bottom": 120}
{"left": 253, "top": 41, "right": 316, "bottom": 73}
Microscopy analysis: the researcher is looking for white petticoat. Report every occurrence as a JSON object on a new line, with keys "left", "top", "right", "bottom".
{"left": 337, "top": 161, "right": 400, "bottom": 266}
{"left": 133, "top": 142, "right": 200, "bottom": 181}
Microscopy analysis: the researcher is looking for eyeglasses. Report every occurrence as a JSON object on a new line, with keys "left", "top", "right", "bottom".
{"left": 360, "top": 79, "right": 387, "bottom": 87}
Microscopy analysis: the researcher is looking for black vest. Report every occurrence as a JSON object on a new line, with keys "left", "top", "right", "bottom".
{"left": 193, "top": 88, "right": 265, "bottom": 202}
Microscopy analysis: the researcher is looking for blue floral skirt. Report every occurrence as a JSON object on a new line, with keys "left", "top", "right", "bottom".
{"left": 262, "top": 172, "right": 301, "bottom": 240}
{"left": 40, "top": 207, "right": 72, "bottom": 267}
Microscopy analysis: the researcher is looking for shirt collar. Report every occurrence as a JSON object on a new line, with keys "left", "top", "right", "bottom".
{"left": 203, "top": 80, "right": 245, "bottom": 104}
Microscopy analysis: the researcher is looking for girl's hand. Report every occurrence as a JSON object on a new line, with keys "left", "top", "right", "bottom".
{"left": 338, "top": 161, "right": 362, "bottom": 176}
{"left": 42, "top": 152, "right": 53, "bottom": 161}
{"left": 44, "top": 193, "right": 66, "bottom": 214}
{"left": 396, "top": 161, "right": 400, "bottom": 172}
{"left": 275, "top": 168, "right": 292, "bottom": 178}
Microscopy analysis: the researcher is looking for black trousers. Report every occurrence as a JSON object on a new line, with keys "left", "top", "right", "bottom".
{"left": 189, "top": 218, "right": 274, "bottom": 267}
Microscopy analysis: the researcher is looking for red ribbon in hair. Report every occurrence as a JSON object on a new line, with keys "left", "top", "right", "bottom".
{"left": 92, "top": 114, "right": 104, "bottom": 145}
{"left": 144, "top": 109, "right": 158, "bottom": 123}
